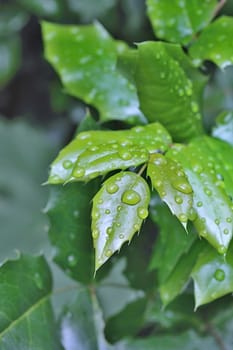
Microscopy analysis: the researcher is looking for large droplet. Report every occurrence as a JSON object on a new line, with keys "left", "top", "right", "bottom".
{"left": 214, "top": 269, "right": 225, "bottom": 281}
{"left": 106, "top": 227, "right": 113, "bottom": 235}
{"left": 106, "top": 183, "right": 119, "bottom": 194}
{"left": 178, "top": 213, "right": 188, "bottom": 223}
{"left": 172, "top": 180, "right": 192, "bottom": 194}
{"left": 73, "top": 167, "right": 85, "bottom": 178}
{"left": 175, "top": 195, "right": 183, "bottom": 204}
{"left": 118, "top": 149, "right": 132, "bottom": 160}
{"left": 218, "top": 245, "right": 227, "bottom": 255}
{"left": 62, "top": 160, "right": 73, "bottom": 169}
{"left": 122, "top": 190, "right": 141, "bottom": 205}
{"left": 137, "top": 207, "right": 149, "bottom": 220}
{"left": 105, "top": 249, "right": 112, "bottom": 257}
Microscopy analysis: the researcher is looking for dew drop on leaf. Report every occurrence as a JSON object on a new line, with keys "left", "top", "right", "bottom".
{"left": 92, "top": 229, "right": 99, "bottom": 239}
{"left": 214, "top": 269, "right": 225, "bottom": 281}
{"left": 204, "top": 187, "right": 212, "bottom": 196}
{"left": 121, "top": 190, "right": 141, "bottom": 205}
{"left": 62, "top": 160, "right": 73, "bottom": 169}
{"left": 175, "top": 195, "right": 183, "bottom": 204}
{"left": 119, "top": 233, "right": 124, "bottom": 239}
{"left": 218, "top": 245, "right": 227, "bottom": 255}
{"left": 106, "top": 183, "right": 119, "bottom": 194}
{"left": 178, "top": 213, "right": 188, "bottom": 223}
{"left": 215, "top": 219, "right": 220, "bottom": 225}
{"left": 172, "top": 180, "right": 192, "bottom": 194}
{"left": 34, "top": 273, "right": 43, "bottom": 290}
{"left": 106, "top": 227, "right": 113, "bottom": 235}
{"left": 188, "top": 208, "right": 197, "bottom": 221}
{"left": 67, "top": 255, "right": 78, "bottom": 267}
{"left": 105, "top": 249, "right": 113, "bottom": 257}
{"left": 105, "top": 209, "right": 111, "bottom": 214}
{"left": 226, "top": 217, "right": 232, "bottom": 223}
{"left": 197, "top": 201, "right": 203, "bottom": 207}
{"left": 223, "top": 228, "right": 229, "bottom": 235}
{"left": 118, "top": 150, "right": 132, "bottom": 160}
{"left": 137, "top": 207, "right": 149, "bottom": 220}
{"left": 73, "top": 167, "right": 85, "bottom": 178}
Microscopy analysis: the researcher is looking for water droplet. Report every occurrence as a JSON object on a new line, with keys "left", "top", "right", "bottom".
{"left": 204, "top": 187, "right": 212, "bottom": 196}
{"left": 118, "top": 150, "right": 132, "bottom": 160}
{"left": 200, "top": 229, "right": 207, "bottom": 237}
{"left": 105, "top": 249, "right": 112, "bottom": 257}
{"left": 62, "top": 160, "right": 73, "bottom": 169}
{"left": 98, "top": 199, "right": 103, "bottom": 204}
{"left": 175, "top": 195, "right": 183, "bottom": 204}
{"left": 193, "top": 164, "right": 203, "bottom": 174}
{"left": 119, "top": 233, "right": 124, "bottom": 239}
{"left": 191, "top": 101, "right": 199, "bottom": 113}
{"left": 137, "top": 207, "right": 149, "bottom": 220}
{"left": 73, "top": 210, "right": 79, "bottom": 218}
{"left": 73, "top": 167, "right": 85, "bottom": 178}
{"left": 172, "top": 180, "right": 192, "bottom": 194}
{"left": 50, "top": 174, "right": 61, "bottom": 183}
{"left": 160, "top": 72, "right": 166, "bottom": 79}
{"left": 188, "top": 208, "right": 197, "bottom": 221}
{"left": 92, "top": 229, "right": 99, "bottom": 239}
{"left": 106, "top": 183, "right": 119, "bottom": 194}
{"left": 92, "top": 211, "right": 100, "bottom": 219}
{"left": 214, "top": 269, "right": 225, "bottom": 281}
{"left": 178, "top": 89, "right": 184, "bottom": 97}
{"left": 122, "top": 190, "right": 141, "bottom": 205}
{"left": 133, "top": 223, "right": 140, "bottom": 231}
{"left": 197, "top": 201, "right": 203, "bottom": 207}
{"left": 89, "top": 145, "right": 99, "bottom": 152}
{"left": 106, "top": 227, "right": 113, "bottom": 235}
{"left": 178, "top": 213, "right": 188, "bottom": 222}
{"left": 218, "top": 245, "right": 226, "bottom": 254}
{"left": 215, "top": 218, "right": 220, "bottom": 225}
{"left": 68, "top": 255, "right": 78, "bottom": 267}
{"left": 223, "top": 228, "right": 229, "bottom": 235}
{"left": 34, "top": 273, "right": 43, "bottom": 289}
{"left": 69, "top": 232, "right": 76, "bottom": 240}
{"left": 117, "top": 205, "right": 122, "bottom": 212}
{"left": 226, "top": 217, "right": 232, "bottom": 223}
{"left": 176, "top": 170, "right": 185, "bottom": 177}
{"left": 105, "top": 209, "right": 111, "bottom": 214}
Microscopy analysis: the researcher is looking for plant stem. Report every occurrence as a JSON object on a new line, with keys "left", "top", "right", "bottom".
{"left": 138, "top": 163, "right": 147, "bottom": 177}
{"left": 212, "top": 0, "right": 226, "bottom": 18}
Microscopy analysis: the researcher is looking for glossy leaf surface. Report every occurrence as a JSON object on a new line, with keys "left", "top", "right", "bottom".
{"left": 0, "top": 255, "right": 63, "bottom": 349}
{"left": 92, "top": 172, "right": 150, "bottom": 271}
{"left": 135, "top": 42, "right": 205, "bottom": 141}
{"left": 147, "top": 0, "right": 217, "bottom": 44}
{"left": 189, "top": 16, "right": 233, "bottom": 69}
{"left": 147, "top": 153, "right": 193, "bottom": 227}
{"left": 42, "top": 21, "right": 145, "bottom": 124}
{"left": 192, "top": 242, "right": 233, "bottom": 308}
{"left": 48, "top": 122, "right": 171, "bottom": 184}
{"left": 169, "top": 136, "right": 233, "bottom": 253}
{"left": 212, "top": 111, "right": 233, "bottom": 146}
{"left": 45, "top": 182, "right": 96, "bottom": 283}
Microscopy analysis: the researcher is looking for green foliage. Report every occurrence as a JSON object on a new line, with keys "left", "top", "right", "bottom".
{"left": 2, "top": 0, "right": 233, "bottom": 348}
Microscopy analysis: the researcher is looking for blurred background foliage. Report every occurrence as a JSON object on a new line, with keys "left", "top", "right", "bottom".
{"left": 1, "top": 0, "right": 233, "bottom": 348}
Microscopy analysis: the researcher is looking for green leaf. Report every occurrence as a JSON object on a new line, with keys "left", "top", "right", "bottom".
{"left": 189, "top": 16, "right": 233, "bottom": 69}
{"left": 45, "top": 182, "right": 97, "bottom": 283}
{"left": 17, "top": 0, "right": 64, "bottom": 18}
{"left": 0, "top": 254, "right": 63, "bottom": 349}
{"left": 67, "top": 0, "right": 117, "bottom": 22}
{"left": 42, "top": 21, "right": 145, "bottom": 124}
{"left": 0, "top": 5, "right": 28, "bottom": 36}
{"left": 212, "top": 111, "right": 233, "bottom": 146}
{"left": 192, "top": 242, "right": 233, "bottom": 308}
{"left": 147, "top": 154, "right": 193, "bottom": 227}
{"left": 92, "top": 172, "right": 150, "bottom": 271}
{"left": 0, "top": 37, "right": 21, "bottom": 87}
{"left": 48, "top": 122, "right": 171, "bottom": 184}
{"left": 135, "top": 42, "right": 205, "bottom": 141}
{"left": 149, "top": 200, "right": 196, "bottom": 283}
{"left": 147, "top": 0, "right": 217, "bottom": 45}
{"left": 168, "top": 136, "right": 233, "bottom": 254}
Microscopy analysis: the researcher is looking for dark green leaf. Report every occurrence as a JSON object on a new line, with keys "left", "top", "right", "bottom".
{"left": 92, "top": 172, "right": 150, "bottom": 271}
{"left": 168, "top": 136, "right": 233, "bottom": 254}
{"left": 192, "top": 242, "right": 233, "bottom": 308}
{"left": 45, "top": 182, "right": 97, "bottom": 283}
{"left": 48, "top": 122, "right": 171, "bottom": 184}
{"left": 0, "top": 254, "right": 63, "bottom": 349}
{"left": 147, "top": 154, "right": 193, "bottom": 227}
{"left": 67, "top": 0, "right": 117, "bottom": 21}
{"left": 0, "top": 37, "right": 21, "bottom": 87}
{"left": 42, "top": 21, "right": 145, "bottom": 124}
{"left": 147, "top": 0, "right": 217, "bottom": 44}
{"left": 0, "top": 5, "right": 28, "bottom": 36}
{"left": 212, "top": 111, "right": 233, "bottom": 146}
{"left": 189, "top": 16, "right": 233, "bottom": 69}
{"left": 17, "top": 0, "right": 64, "bottom": 18}
{"left": 135, "top": 42, "right": 205, "bottom": 141}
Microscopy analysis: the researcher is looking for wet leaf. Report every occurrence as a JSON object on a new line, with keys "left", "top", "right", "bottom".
{"left": 48, "top": 122, "right": 171, "bottom": 184}
{"left": 168, "top": 136, "right": 233, "bottom": 254}
{"left": 212, "top": 111, "right": 233, "bottom": 146}
{"left": 189, "top": 16, "right": 233, "bottom": 69}
{"left": 0, "top": 5, "right": 28, "bottom": 36}
{"left": 0, "top": 254, "right": 63, "bottom": 349}
{"left": 92, "top": 172, "right": 150, "bottom": 271}
{"left": 147, "top": 154, "right": 193, "bottom": 228}
{"left": 147, "top": 0, "right": 217, "bottom": 45}
{"left": 0, "top": 37, "right": 21, "bottom": 87}
{"left": 42, "top": 21, "right": 145, "bottom": 124}
{"left": 135, "top": 42, "right": 205, "bottom": 141}
{"left": 45, "top": 182, "right": 97, "bottom": 283}
{"left": 18, "top": 0, "right": 64, "bottom": 18}
{"left": 192, "top": 242, "right": 233, "bottom": 308}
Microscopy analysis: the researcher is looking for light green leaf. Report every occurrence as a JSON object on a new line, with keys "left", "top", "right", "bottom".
{"left": 189, "top": 16, "right": 233, "bottom": 69}
{"left": 135, "top": 42, "right": 205, "bottom": 141}
{"left": 192, "top": 242, "right": 233, "bottom": 308}
{"left": 149, "top": 200, "right": 196, "bottom": 283}
{"left": 0, "top": 37, "right": 21, "bottom": 87}
{"left": 42, "top": 21, "right": 145, "bottom": 124}
{"left": 168, "top": 136, "right": 233, "bottom": 254}
{"left": 44, "top": 182, "right": 97, "bottom": 283}
{"left": 147, "top": 154, "right": 193, "bottom": 227}
{"left": 92, "top": 172, "right": 150, "bottom": 271}
{"left": 0, "top": 254, "right": 63, "bottom": 349}
{"left": 48, "top": 122, "right": 171, "bottom": 184}
{"left": 147, "top": 0, "right": 217, "bottom": 45}
{"left": 212, "top": 111, "right": 233, "bottom": 146}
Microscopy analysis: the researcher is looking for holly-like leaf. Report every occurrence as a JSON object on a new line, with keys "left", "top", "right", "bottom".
{"left": 146, "top": 0, "right": 217, "bottom": 45}
{"left": 192, "top": 242, "right": 233, "bottom": 308}
{"left": 147, "top": 154, "right": 193, "bottom": 227}
{"left": 48, "top": 122, "right": 171, "bottom": 184}
{"left": 44, "top": 182, "right": 97, "bottom": 283}
{"left": 92, "top": 172, "right": 150, "bottom": 271}
{"left": 42, "top": 21, "right": 145, "bottom": 124}
{"left": 189, "top": 16, "right": 233, "bottom": 69}
{"left": 212, "top": 111, "right": 233, "bottom": 146}
{"left": 168, "top": 136, "right": 233, "bottom": 254}
{"left": 135, "top": 42, "right": 205, "bottom": 141}
{"left": 0, "top": 254, "right": 63, "bottom": 349}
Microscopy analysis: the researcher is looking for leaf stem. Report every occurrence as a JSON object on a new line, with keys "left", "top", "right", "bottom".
{"left": 138, "top": 163, "right": 147, "bottom": 177}
{"left": 205, "top": 321, "right": 226, "bottom": 350}
{"left": 212, "top": 0, "right": 226, "bottom": 18}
